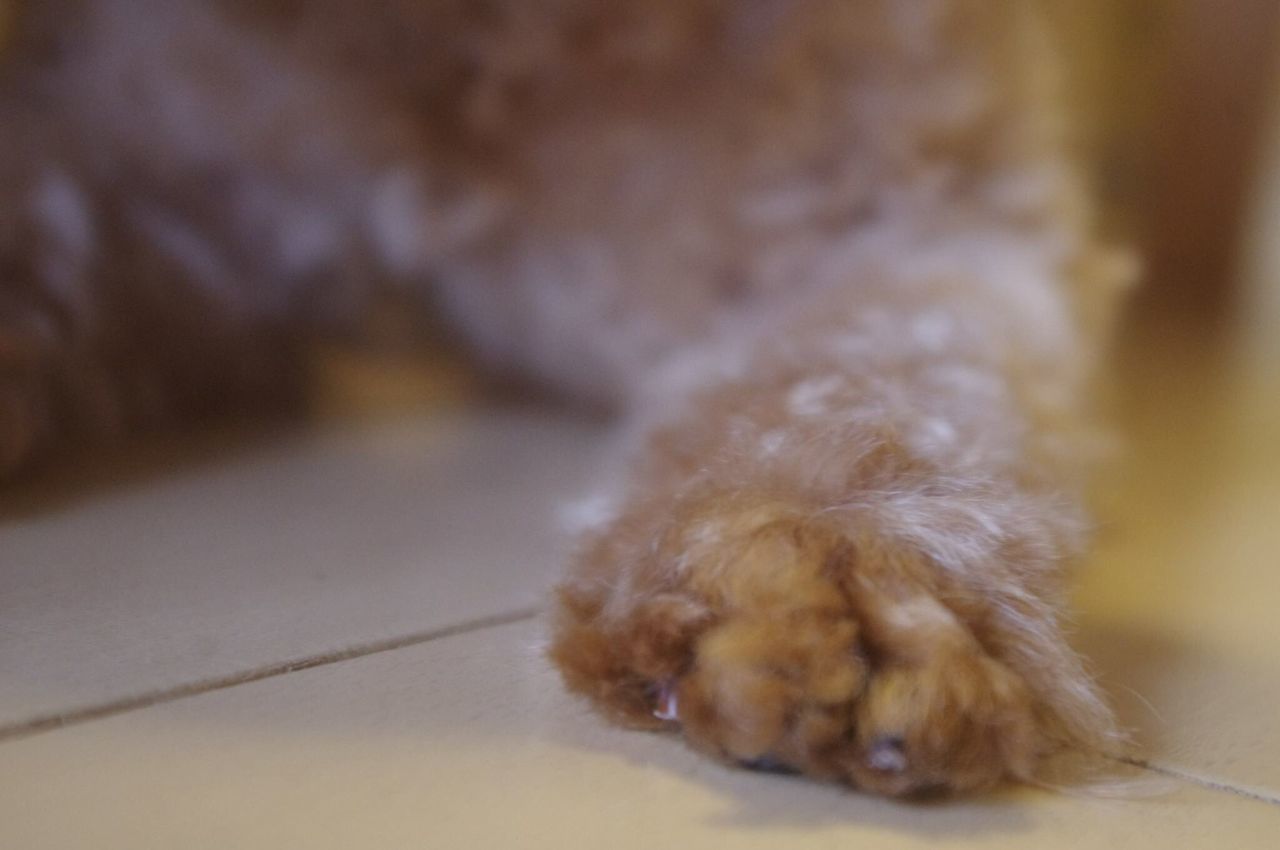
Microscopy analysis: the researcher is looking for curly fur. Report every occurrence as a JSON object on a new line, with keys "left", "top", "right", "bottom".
{"left": 0, "top": 0, "right": 1135, "bottom": 795}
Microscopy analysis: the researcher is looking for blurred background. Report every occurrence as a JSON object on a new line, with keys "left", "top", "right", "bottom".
{"left": 269, "top": 0, "right": 1280, "bottom": 414}
{"left": 1049, "top": 0, "right": 1279, "bottom": 334}
{"left": 3, "top": 0, "right": 1276, "bottom": 412}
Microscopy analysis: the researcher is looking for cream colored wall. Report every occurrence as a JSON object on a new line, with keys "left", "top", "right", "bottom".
{"left": 1238, "top": 70, "right": 1280, "bottom": 380}
{"left": 1050, "top": 1, "right": 1280, "bottom": 326}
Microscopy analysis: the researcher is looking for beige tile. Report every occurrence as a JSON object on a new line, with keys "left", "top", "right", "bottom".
{"left": 5, "top": 290, "right": 1280, "bottom": 842}
{"left": 1075, "top": 336, "right": 1280, "bottom": 793}
{"left": 1101, "top": 86, "right": 1280, "bottom": 792}
{"left": 2, "top": 619, "right": 1277, "bottom": 850}
{"left": 0, "top": 411, "right": 606, "bottom": 725}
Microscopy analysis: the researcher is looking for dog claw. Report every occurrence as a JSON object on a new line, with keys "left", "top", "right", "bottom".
{"left": 866, "top": 736, "right": 908, "bottom": 774}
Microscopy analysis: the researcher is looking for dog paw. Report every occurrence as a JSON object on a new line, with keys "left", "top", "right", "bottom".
{"left": 552, "top": 498, "right": 1046, "bottom": 796}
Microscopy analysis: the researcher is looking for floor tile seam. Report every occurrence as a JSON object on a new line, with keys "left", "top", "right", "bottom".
{"left": 0, "top": 606, "right": 540, "bottom": 745}
{"left": 1112, "top": 755, "right": 1280, "bottom": 808}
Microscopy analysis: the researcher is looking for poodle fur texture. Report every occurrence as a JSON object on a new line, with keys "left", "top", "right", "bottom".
{"left": 1, "top": 0, "right": 1136, "bottom": 795}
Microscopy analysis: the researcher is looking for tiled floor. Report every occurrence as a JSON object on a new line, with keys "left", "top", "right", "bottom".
{"left": 2, "top": 324, "right": 1279, "bottom": 848}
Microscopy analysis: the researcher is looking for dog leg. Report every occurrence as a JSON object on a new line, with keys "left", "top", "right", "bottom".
{"left": 550, "top": 271, "right": 1121, "bottom": 794}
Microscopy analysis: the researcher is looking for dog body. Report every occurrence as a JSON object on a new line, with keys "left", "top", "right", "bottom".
{"left": 1, "top": 0, "right": 1132, "bottom": 793}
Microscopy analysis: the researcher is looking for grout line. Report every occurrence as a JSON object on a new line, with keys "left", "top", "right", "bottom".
{"left": 7, "top": 613, "right": 1280, "bottom": 810}
{"left": 1113, "top": 754, "right": 1280, "bottom": 807}
{"left": 0, "top": 606, "right": 540, "bottom": 745}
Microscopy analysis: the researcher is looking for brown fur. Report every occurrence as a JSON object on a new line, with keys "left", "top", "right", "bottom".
{"left": 1, "top": 0, "right": 1134, "bottom": 795}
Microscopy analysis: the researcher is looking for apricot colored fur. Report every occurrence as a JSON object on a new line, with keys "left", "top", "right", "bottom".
{"left": 2, "top": 1, "right": 1133, "bottom": 794}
